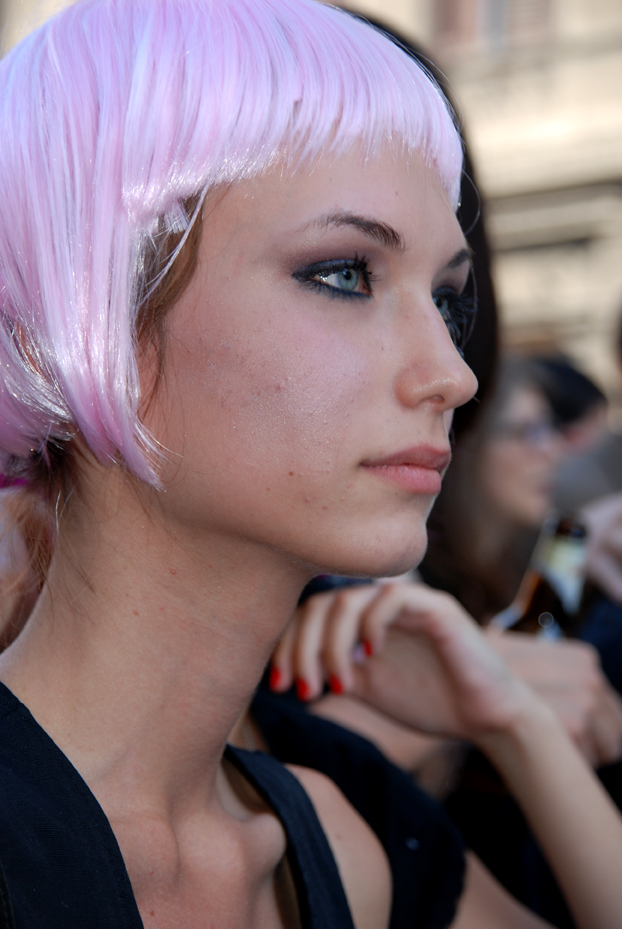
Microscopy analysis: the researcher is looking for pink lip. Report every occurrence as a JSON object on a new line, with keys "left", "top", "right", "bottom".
{"left": 361, "top": 445, "right": 451, "bottom": 495}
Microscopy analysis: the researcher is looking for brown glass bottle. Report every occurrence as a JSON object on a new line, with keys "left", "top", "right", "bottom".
{"left": 493, "top": 513, "right": 587, "bottom": 638}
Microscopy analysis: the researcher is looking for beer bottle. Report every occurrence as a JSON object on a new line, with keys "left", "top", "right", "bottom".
{"left": 492, "top": 513, "right": 587, "bottom": 638}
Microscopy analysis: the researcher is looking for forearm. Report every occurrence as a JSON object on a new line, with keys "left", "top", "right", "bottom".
{"left": 477, "top": 692, "right": 622, "bottom": 929}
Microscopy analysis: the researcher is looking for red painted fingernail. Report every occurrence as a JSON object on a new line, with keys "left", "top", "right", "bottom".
{"left": 269, "top": 666, "right": 282, "bottom": 691}
{"left": 328, "top": 674, "right": 344, "bottom": 695}
{"left": 296, "top": 678, "right": 311, "bottom": 702}
{"left": 363, "top": 639, "right": 374, "bottom": 657}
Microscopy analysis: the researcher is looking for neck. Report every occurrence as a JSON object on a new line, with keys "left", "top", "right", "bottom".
{"left": 0, "top": 465, "right": 311, "bottom": 818}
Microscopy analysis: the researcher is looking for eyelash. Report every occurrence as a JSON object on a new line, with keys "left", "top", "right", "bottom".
{"left": 292, "top": 255, "right": 375, "bottom": 300}
{"left": 432, "top": 285, "right": 477, "bottom": 354}
{"left": 293, "top": 256, "right": 477, "bottom": 352}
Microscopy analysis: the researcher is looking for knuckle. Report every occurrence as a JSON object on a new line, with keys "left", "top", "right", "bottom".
{"left": 332, "top": 590, "right": 351, "bottom": 611}
{"left": 579, "top": 642, "right": 599, "bottom": 666}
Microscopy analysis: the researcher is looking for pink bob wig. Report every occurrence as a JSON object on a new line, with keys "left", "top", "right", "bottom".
{"left": 0, "top": 0, "right": 463, "bottom": 487}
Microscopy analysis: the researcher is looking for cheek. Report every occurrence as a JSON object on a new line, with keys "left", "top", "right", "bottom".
{"left": 481, "top": 444, "right": 528, "bottom": 511}
{"left": 482, "top": 444, "right": 550, "bottom": 526}
{"left": 161, "top": 301, "right": 373, "bottom": 485}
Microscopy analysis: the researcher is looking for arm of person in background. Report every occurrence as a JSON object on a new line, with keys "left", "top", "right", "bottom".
{"left": 307, "top": 619, "right": 622, "bottom": 794}
{"left": 272, "top": 582, "right": 622, "bottom": 929}
{"left": 582, "top": 491, "right": 622, "bottom": 604}
{"left": 485, "top": 625, "right": 622, "bottom": 766}
{"left": 279, "top": 583, "right": 622, "bottom": 771}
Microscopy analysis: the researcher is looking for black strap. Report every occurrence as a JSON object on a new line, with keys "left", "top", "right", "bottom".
{"left": 0, "top": 863, "right": 15, "bottom": 929}
{"left": 226, "top": 746, "right": 355, "bottom": 929}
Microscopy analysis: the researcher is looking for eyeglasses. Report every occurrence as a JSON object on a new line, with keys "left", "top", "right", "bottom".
{"left": 491, "top": 420, "right": 558, "bottom": 448}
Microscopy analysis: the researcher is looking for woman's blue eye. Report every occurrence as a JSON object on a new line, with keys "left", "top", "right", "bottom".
{"left": 432, "top": 286, "right": 477, "bottom": 353}
{"left": 317, "top": 267, "right": 360, "bottom": 292}
{"left": 293, "top": 256, "right": 373, "bottom": 299}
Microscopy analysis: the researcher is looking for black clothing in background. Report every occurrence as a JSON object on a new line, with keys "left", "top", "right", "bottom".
{"left": 0, "top": 681, "right": 354, "bottom": 929}
{"left": 253, "top": 685, "right": 466, "bottom": 929}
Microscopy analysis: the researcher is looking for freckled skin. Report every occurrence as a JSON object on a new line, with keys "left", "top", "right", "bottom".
{"left": 146, "top": 147, "right": 476, "bottom": 579}
{"left": 0, "top": 148, "right": 475, "bottom": 929}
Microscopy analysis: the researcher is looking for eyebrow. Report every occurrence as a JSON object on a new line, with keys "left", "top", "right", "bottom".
{"left": 310, "top": 213, "right": 473, "bottom": 274}
{"left": 445, "top": 246, "right": 473, "bottom": 270}
{"left": 312, "top": 211, "right": 406, "bottom": 253}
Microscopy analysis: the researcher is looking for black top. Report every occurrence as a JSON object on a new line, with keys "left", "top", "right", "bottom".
{"left": 252, "top": 685, "right": 466, "bottom": 929}
{"left": 0, "top": 681, "right": 353, "bottom": 929}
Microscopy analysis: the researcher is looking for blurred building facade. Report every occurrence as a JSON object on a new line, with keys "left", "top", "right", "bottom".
{"left": 343, "top": 0, "right": 622, "bottom": 402}
{"left": 2, "top": 0, "right": 622, "bottom": 400}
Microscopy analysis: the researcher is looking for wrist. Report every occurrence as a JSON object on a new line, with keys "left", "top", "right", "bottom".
{"left": 473, "top": 681, "right": 559, "bottom": 767}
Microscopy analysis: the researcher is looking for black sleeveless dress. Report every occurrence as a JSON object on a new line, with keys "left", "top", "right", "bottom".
{"left": 0, "top": 682, "right": 354, "bottom": 929}
{"left": 252, "top": 685, "right": 465, "bottom": 929}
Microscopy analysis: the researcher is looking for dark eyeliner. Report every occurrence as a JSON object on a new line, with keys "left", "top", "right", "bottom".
{"left": 292, "top": 255, "right": 374, "bottom": 299}
{"left": 432, "top": 285, "right": 477, "bottom": 353}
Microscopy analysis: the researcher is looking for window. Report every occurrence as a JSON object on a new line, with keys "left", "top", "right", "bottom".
{"left": 433, "top": 0, "right": 551, "bottom": 50}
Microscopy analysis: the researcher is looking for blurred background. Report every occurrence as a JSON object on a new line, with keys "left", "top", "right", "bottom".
{"left": 2, "top": 0, "right": 622, "bottom": 408}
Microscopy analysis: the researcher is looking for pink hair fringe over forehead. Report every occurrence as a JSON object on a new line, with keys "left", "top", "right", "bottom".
{"left": 0, "top": 0, "right": 463, "bottom": 485}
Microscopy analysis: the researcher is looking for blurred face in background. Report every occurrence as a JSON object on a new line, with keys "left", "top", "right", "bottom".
{"left": 479, "top": 384, "right": 564, "bottom": 529}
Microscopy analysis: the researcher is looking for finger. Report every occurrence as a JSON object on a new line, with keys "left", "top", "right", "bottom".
{"left": 292, "top": 592, "right": 337, "bottom": 700}
{"left": 271, "top": 610, "right": 303, "bottom": 692}
{"left": 388, "top": 585, "right": 478, "bottom": 651}
{"left": 357, "top": 583, "right": 421, "bottom": 657}
{"left": 588, "top": 689, "right": 622, "bottom": 766}
{"left": 359, "top": 583, "right": 450, "bottom": 646}
{"left": 321, "top": 585, "right": 382, "bottom": 692}
{"left": 359, "top": 582, "right": 505, "bottom": 695}
{"left": 604, "top": 524, "right": 622, "bottom": 557}
{"left": 588, "top": 549, "right": 622, "bottom": 604}
{"left": 575, "top": 728, "right": 599, "bottom": 768}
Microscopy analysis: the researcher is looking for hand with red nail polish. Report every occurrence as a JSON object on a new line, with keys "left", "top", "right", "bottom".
{"left": 269, "top": 666, "right": 282, "bottom": 691}
{"left": 296, "top": 678, "right": 311, "bottom": 702}
{"left": 270, "top": 582, "right": 390, "bottom": 699}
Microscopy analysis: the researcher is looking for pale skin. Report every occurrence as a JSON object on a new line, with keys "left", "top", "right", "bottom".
{"left": 0, "top": 146, "right": 476, "bottom": 928}
{"left": 271, "top": 582, "right": 622, "bottom": 929}
{"left": 282, "top": 584, "right": 622, "bottom": 770}
{"left": 480, "top": 386, "right": 562, "bottom": 531}
{"left": 583, "top": 491, "right": 622, "bottom": 604}
{"left": 472, "top": 387, "right": 564, "bottom": 584}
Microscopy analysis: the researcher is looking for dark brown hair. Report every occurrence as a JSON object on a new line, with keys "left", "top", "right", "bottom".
{"left": 420, "top": 359, "right": 546, "bottom": 622}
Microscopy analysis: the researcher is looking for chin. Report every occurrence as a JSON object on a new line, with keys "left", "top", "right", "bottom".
{"left": 313, "top": 525, "right": 429, "bottom": 580}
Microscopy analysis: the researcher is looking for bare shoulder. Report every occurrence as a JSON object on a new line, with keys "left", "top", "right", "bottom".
{"left": 287, "top": 764, "right": 392, "bottom": 929}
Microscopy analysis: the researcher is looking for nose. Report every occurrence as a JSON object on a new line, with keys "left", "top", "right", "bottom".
{"left": 393, "top": 301, "right": 478, "bottom": 414}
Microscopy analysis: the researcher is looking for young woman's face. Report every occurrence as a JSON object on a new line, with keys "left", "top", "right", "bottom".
{"left": 148, "top": 147, "right": 477, "bottom": 577}
{"left": 480, "top": 385, "right": 563, "bottom": 529}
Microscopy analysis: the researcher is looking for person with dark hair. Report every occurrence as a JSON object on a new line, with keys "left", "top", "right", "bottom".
{"left": 421, "top": 357, "right": 565, "bottom": 621}
{"left": 550, "top": 309, "right": 622, "bottom": 513}
{"left": 533, "top": 355, "right": 607, "bottom": 453}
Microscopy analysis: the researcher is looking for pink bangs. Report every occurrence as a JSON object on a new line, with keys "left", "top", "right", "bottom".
{"left": 0, "top": 0, "right": 462, "bottom": 484}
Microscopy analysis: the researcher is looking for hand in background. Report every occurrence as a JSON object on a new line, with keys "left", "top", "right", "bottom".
{"left": 272, "top": 580, "right": 622, "bottom": 765}
{"left": 272, "top": 582, "right": 536, "bottom": 746}
{"left": 486, "top": 628, "right": 622, "bottom": 766}
{"left": 583, "top": 492, "right": 622, "bottom": 604}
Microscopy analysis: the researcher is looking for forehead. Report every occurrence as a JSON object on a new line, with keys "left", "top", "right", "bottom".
{"left": 199, "top": 146, "right": 465, "bottom": 259}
